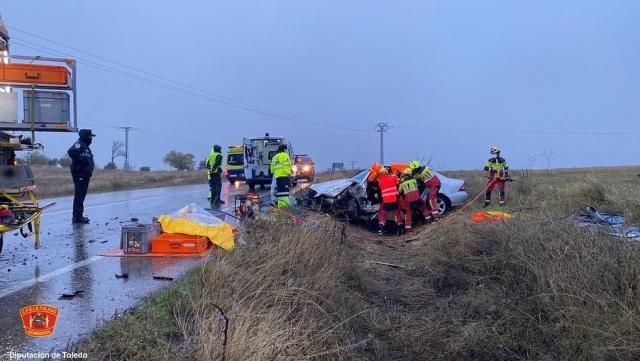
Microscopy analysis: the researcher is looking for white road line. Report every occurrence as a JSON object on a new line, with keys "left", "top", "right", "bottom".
{"left": 0, "top": 186, "right": 242, "bottom": 300}
{"left": 43, "top": 189, "right": 204, "bottom": 216}
{"left": 0, "top": 256, "right": 105, "bottom": 299}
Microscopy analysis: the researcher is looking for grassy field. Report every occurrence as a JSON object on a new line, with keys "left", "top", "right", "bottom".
{"left": 71, "top": 166, "right": 640, "bottom": 360}
{"left": 30, "top": 166, "right": 207, "bottom": 198}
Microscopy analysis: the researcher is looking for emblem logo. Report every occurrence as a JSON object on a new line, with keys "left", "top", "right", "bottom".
{"left": 19, "top": 305, "right": 59, "bottom": 337}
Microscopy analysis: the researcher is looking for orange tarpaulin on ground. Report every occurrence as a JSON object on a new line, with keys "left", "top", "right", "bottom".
{"left": 471, "top": 211, "right": 512, "bottom": 223}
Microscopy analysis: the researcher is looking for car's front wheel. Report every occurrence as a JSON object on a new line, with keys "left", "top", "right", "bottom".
{"left": 437, "top": 195, "right": 451, "bottom": 215}
{"left": 346, "top": 197, "right": 360, "bottom": 223}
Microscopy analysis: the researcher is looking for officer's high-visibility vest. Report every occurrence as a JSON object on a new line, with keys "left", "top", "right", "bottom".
{"left": 207, "top": 150, "right": 222, "bottom": 174}
{"left": 271, "top": 151, "right": 292, "bottom": 178}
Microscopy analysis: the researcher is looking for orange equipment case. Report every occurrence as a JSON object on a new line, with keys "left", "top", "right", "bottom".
{"left": 0, "top": 63, "right": 70, "bottom": 86}
{"left": 151, "top": 233, "right": 211, "bottom": 254}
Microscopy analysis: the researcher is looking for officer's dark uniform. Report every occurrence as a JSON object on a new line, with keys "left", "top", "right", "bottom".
{"left": 68, "top": 129, "right": 95, "bottom": 223}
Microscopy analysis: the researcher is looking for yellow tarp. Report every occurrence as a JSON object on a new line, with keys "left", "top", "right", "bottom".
{"left": 158, "top": 215, "right": 235, "bottom": 250}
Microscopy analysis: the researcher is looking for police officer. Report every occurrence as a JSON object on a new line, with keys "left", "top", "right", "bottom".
{"left": 270, "top": 144, "right": 292, "bottom": 208}
{"left": 206, "top": 145, "right": 223, "bottom": 208}
{"left": 68, "top": 129, "right": 95, "bottom": 224}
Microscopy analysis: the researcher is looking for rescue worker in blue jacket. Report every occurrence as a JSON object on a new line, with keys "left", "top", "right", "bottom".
{"left": 68, "top": 129, "right": 96, "bottom": 224}
{"left": 206, "top": 145, "right": 224, "bottom": 208}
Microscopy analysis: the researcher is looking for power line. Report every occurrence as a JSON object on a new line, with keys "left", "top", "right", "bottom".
{"left": 81, "top": 122, "right": 210, "bottom": 148}
{"left": 375, "top": 122, "right": 389, "bottom": 164}
{"left": 392, "top": 124, "right": 640, "bottom": 137}
{"left": 9, "top": 25, "right": 320, "bottom": 125}
{"left": 9, "top": 27, "right": 638, "bottom": 139}
{"left": 117, "top": 126, "right": 136, "bottom": 170}
{"left": 8, "top": 30, "right": 373, "bottom": 133}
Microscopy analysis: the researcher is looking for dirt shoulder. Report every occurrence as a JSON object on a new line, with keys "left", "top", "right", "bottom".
{"left": 30, "top": 166, "right": 207, "bottom": 198}
{"left": 71, "top": 167, "right": 640, "bottom": 360}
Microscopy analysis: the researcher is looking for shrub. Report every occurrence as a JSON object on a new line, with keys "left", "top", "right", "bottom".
{"left": 23, "top": 152, "right": 50, "bottom": 166}
{"left": 59, "top": 155, "right": 72, "bottom": 167}
{"left": 163, "top": 150, "right": 195, "bottom": 171}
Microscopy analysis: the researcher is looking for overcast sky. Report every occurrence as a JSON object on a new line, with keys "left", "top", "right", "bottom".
{"left": 2, "top": 1, "right": 639, "bottom": 171}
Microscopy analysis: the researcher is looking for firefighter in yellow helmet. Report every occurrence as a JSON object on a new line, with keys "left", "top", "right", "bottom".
{"left": 270, "top": 144, "right": 293, "bottom": 208}
{"left": 398, "top": 168, "right": 430, "bottom": 232}
{"left": 484, "top": 146, "right": 509, "bottom": 207}
{"left": 410, "top": 160, "right": 442, "bottom": 221}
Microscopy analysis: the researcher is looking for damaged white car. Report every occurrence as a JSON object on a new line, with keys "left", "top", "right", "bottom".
{"left": 302, "top": 169, "right": 469, "bottom": 221}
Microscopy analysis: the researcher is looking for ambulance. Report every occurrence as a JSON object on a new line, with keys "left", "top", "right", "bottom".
{"left": 225, "top": 145, "right": 245, "bottom": 182}
{"left": 243, "top": 134, "right": 294, "bottom": 191}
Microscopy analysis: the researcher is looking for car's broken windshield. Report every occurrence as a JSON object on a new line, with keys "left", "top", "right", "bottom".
{"left": 351, "top": 170, "right": 368, "bottom": 184}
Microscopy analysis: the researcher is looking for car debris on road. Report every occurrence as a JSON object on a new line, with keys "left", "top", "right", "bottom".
{"left": 59, "top": 290, "right": 84, "bottom": 300}
{"left": 152, "top": 276, "right": 174, "bottom": 281}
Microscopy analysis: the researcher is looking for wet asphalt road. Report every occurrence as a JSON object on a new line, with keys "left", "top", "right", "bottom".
{"left": 0, "top": 182, "right": 255, "bottom": 358}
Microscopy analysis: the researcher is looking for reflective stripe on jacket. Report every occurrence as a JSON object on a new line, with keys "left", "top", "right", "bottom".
{"left": 270, "top": 151, "right": 292, "bottom": 178}
{"left": 379, "top": 174, "right": 399, "bottom": 204}
{"left": 414, "top": 166, "right": 436, "bottom": 182}
{"left": 399, "top": 178, "right": 421, "bottom": 203}
{"left": 484, "top": 157, "right": 508, "bottom": 178}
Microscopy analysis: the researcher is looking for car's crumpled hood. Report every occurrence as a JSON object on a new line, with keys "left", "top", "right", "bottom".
{"left": 309, "top": 178, "right": 355, "bottom": 197}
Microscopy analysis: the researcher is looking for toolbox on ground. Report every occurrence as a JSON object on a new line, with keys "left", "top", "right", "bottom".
{"left": 151, "top": 233, "right": 210, "bottom": 254}
{"left": 121, "top": 222, "right": 161, "bottom": 254}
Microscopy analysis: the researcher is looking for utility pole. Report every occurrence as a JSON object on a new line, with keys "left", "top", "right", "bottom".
{"left": 118, "top": 126, "right": 136, "bottom": 170}
{"left": 375, "top": 122, "right": 389, "bottom": 164}
{"left": 349, "top": 160, "right": 357, "bottom": 170}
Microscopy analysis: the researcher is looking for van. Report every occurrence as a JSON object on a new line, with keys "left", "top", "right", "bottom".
{"left": 225, "top": 145, "right": 245, "bottom": 182}
{"left": 243, "top": 134, "right": 293, "bottom": 191}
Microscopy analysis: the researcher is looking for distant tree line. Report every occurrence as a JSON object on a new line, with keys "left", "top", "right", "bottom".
{"left": 19, "top": 149, "right": 208, "bottom": 172}
{"left": 21, "top": 152, "right": 72, "bottom": 167}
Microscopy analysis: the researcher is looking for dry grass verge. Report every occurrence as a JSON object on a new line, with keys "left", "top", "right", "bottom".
{"left": 72, "top": 214, "right": 368, "bottom": 360}
{"left": 73, "top": 166, "right": 640, "bottom": 360}
{"left": 30, "top": 166, "right": 207, "bottom": 198}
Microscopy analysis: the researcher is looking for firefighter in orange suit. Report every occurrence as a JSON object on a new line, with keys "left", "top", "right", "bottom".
{"left": 398, "top": 169, "right": 430, "bottom": 232}
{"left": 484, "top": 146, "right": 509, "bottom": 207}
{"left": 377, "top": 167, "right": 403, "bottom": 235}
{"left": 410, "top": 160, "right": 441, "bottom": 221}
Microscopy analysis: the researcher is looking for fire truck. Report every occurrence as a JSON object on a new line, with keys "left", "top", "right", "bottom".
{"left": 0, "top": 17, "right": 79, "bottom": 253}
